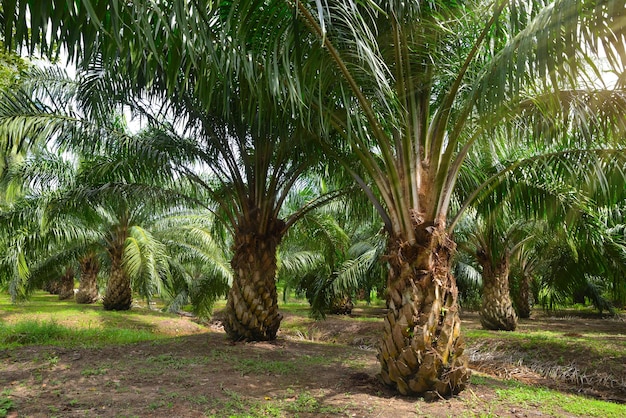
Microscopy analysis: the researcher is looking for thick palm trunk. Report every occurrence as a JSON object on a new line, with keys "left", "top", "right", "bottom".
{"left": 76, "top": 254, "right": 100, "bottom": 304}
{"left": 378, "top": 224, "right": 469, "bottom": 397}
{"left": 58, "top": 267, "right": 75, "bottom": 300}
{"left": 43, "top": 279, "right": 61, "bottom": 295}
{"left": 515, "top": 273, "right": 531, "bottom": 319}
{"left": 224, "top": 219, "right": 284, "bottom": 341}
{"left": 103, "top": 246, "right": 132, "bottom": 311}
{"left": 478, "top": 255, "right": 517, "bottom": 331}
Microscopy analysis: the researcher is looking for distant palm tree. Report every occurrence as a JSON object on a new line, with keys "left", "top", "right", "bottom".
{"left": 279, "top": 192, "right": 386, "bottom": 318}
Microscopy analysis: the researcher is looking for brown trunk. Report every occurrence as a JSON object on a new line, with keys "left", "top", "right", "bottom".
{"left": 378, "top": 224, "right": 469, "bottom": 398}
{"left": 76, "top": 254, "right": 100, "bottom": 304}
{"left": 43, "top": 279, "right": 61, "bottom": 295}
{"left": 572, "top": 289, "right": 586, "bottom": 305}
{"left": 478, "top": 254, "right": 517, "bottom": 331}
{"left": 515, "top": 273, "right": 531, "bottom": 319}
{"left": 103, "top": 245, "right": 132, "bottom": 311}
{"left": 223, "top": 218, "right": 284, "bottom": 341}
{"left": 58, "top": 267, "right": 75, "bottom": 300}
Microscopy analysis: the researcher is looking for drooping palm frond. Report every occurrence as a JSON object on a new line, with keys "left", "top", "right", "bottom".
{"left": 123, "top": 225, "right": 170, "bottom": 303}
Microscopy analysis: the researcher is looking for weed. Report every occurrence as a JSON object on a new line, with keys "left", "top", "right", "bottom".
{"left": 81, "top": 367, "right": 109, "bottom": 376}
{"left": 0, "top": 390, "right": 14, "bottom": 418}
{"left": 234, "top": 357, "right": 296, "bottom": 376}
{"left": 285, "top": 391, "right": 345, "bottom": 415}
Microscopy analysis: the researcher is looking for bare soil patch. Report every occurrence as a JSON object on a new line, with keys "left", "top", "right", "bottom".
{"left": 1, "top": 307, "right": 625, "bottom": 417}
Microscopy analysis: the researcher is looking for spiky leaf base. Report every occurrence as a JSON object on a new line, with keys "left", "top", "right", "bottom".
{"left": 479, "top": 258, "right": 517, "bottom": 331}
{"left": 378, "top": 225, "right": 469, "bottom": 397}
{"left": 58, "top": 267, "right": 75, "bottom": 301}
{"left": 76, "top": 255, "right": 100, "bottom": 304}
{"left": 224, "top": 226, "right": 283, "bottom": 341}
{"left": 103, "top": 255, "right": 132, "bottom": 311}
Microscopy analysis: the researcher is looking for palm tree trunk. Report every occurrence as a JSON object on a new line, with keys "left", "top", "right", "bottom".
{"left": 103, "top": 245, "right": 132, "bottom": 311}
{"left": 76, "top": 254, "right": 100, "bottom": 304}
{"left": 43, "top": 279, "right": 61, "bottom": 295}
{"left": 58, "top": 266, "right": 75, "bottom": 300}
{"left": 515, "top": 273, "right": 531, "bottom": 319}
{"left": 378, "top": 224, "right": 469, "bottom": 398}
{"left": 223, "top": 219, "right": 284, "bottom": 341}
{"left": 479, "top": 256, "right": 517, "bottom": 331}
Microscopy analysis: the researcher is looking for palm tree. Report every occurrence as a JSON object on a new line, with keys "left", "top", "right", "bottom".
{"left": 456, "top": 209, "right": 524, "bottom": 330}
{"left": 530, "top": 203, "right": 626, "bottom": 313}
{"left": 154, "top": 211, "right": 232, "bottom": 319}
{"left": 0, "top": 66, "right": 211, "bottom": 309}
{"left": 454, "top": 124, "right": 626, "bottom": 328}
{"left": 0, "top": 61, "right": 342, "bottom": 338}
{"left": 5, "top": 0, "right": 626, "bottom": 396}
{"left": 75, "top": 252, "right": 100, "bottom": 304}
{"left": 279, "top": 192, "right": 386, "bottom": 318}
{"left": 139, "top": 96, "right": 342, "bottom": 341}
{"left": 0, "top": 146, "right": 173, "bottom": 308}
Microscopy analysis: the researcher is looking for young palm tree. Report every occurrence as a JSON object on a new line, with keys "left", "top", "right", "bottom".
{"left": 5, "top": 0, "right": 626, "bottom": 396}
{"left": 453, "top": 123, "right": 626, "bottom": 329}
{"left": 279, "top": 192, "right": 386, "bottom": 318}
{"left": 531, "top": 204, "right": 626, "bottom": 313}
{"left": 154, "top": 211, "right": 232, "bottom": 319}
{"left": 0, "top": 146, "right": 176, "bottom": 308}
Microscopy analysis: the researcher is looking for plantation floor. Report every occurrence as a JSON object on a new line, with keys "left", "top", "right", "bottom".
{"left": 1, "top": 301, "right": 626, "bottom": 417}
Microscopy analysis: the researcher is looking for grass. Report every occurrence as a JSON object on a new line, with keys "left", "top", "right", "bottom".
{"left": 0, "top": 291, "right": 205, "bottom": 348}
{"left": 470, "top": 374, "right": 626, "bottom": 418}
{"left": 0, "top": 319, "right": 162, "bottom": 349}
{"left": 467, "top": 327, "right": 622, "bottom": 352}
{"left": 3, "top": 290, "right": 626, "bottom": 417}
{"left": 203, "top": 388, "right": 346, "bottom": 418}
{"left": 496, "top": 385, "right": 626, "bottom": 417}
{"left": 0, "top": 390, "right": 13, "bottom": 418}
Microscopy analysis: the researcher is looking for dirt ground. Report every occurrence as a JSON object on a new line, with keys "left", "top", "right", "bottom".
{"left": 1, "top": 308, "right": 625, "bottom": 417}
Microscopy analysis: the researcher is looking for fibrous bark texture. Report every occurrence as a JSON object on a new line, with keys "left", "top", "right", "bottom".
{"left": 43, "top": 279, "right": 61, "bottom": 295}
{"left": 515, "top": 273, "right": 531, "bottom": 319}
{"left": 103, "top": 245, "right": 132, "bottom": 311}
{"left": 378, "top": 224, "right": 469, "bottom": 398}
{"left": 76, "top": 254, "right": 100, "bottom": 304}
{"left": 58, "top": 267, "right": 75, "bottom": 300}
{"left": 224, "top": 219, "right": 284, "bottom": 341}
{"left": 478, "top": 255, "right": 518, "bottom": 331}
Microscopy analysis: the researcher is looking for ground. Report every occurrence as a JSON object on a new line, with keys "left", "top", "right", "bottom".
{"left": 1, "top": 302, "right": 625, "bottom": 417}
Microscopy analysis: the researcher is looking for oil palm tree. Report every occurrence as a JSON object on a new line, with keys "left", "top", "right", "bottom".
{"left": 5, "top": 0, "right": 626, "bottom": 396}
{"left": 279, "top": 192, "right": 386, "bottom": 318}
{"left": 152, "top": 209, "right": 232, "bottom": 319}
{"left": 453, "top": 122, "right": 626, "bottom": 329}
{"left": 0, "top": 145, "right": 180, "bottom": 309}
{"left": 229, "top": 0, "right": 626, "bottom": 395}
{"left": 135, "top": 94, "right": 343, "bottom": 341}
{"left": 530, "top": 202, "right": 626, "bottom": 313}
{"left": 0, "top": 61, "right": 342, "bottom": 338}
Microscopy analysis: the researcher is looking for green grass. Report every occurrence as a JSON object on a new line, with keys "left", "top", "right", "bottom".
{"left": 464, "top": 328, "right": 625, "bottom": 358}
{"left": 0, "top": 319, "right": 161, "bottom": 348}
{"left": 496, "top": 386, "right": 626, "bottom": 417}
{"left": 204, "top": 388, "right": 346, "bottom": 418}
{"left": 469, "top": 373, "right": 626, "bottom": 418}
{"left": 0, "top": 291, "right": 207, "bottom": 348}
{"left": 0, "top": 390, "right": 13, "bottom": 418}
